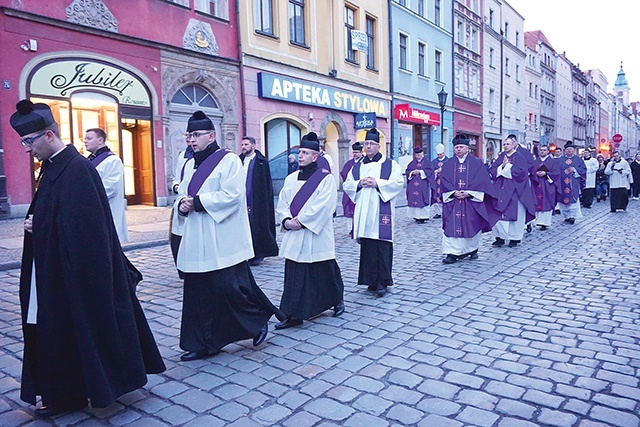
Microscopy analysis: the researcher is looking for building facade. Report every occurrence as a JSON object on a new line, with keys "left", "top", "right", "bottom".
{"left": 0, "top": 0, "right": 242, "bottom": 217}
{"left": 555, "top": 53, "right": 572, "bottom": 148}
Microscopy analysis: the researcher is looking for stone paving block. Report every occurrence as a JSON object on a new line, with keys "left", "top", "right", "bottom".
{"left": 592, "top": 393, "right": 637, "bottom": 411}
{"left": 506, "top": 373, "right": 553, "bottom": 392}
{"left": 235, "top": 391, "right": 270, "bottom": 409}
{"left": 300, "top": 379, "right": 334, "bottom": 398}
{"left": 417, "top": 379, "right": 460, "bottom": 399}
{"left": 132, "top": 396, "right": 171, "bottom": 414}
{"left": 209, "top": 401, "right": 249, "bottom": 422}
{"left": 574, "top": 376, "right": 608, "bottom": 392}
{"left": 601, "top": 362, "right": 636, "bottom": 376}
{"left": 336, "top": 355, "right": 374, "bottom": 372}
{"left": 183, "top": 415, "right": 226, "bottom": 427}
{"left": 0, "top": 409, "right": 33, "bottom": 426}
{"left": 277, "top": 391, "right": 312, "bottom": 410}
{"left": 537, "top": 408, "right": 579, "bottom": 427}
{"left": 172, "top": 389, "right": 222, "bottom": 412}
{"left": 387, "top": 370, "right": 422, "bottom": 388}
{"left": 563, "top": 398, "right": 592, "bottom": 415}
{"left": 443, "top": 371, "right": 484, "bottom": 389}
{"left": 253, "top": 365, "right": 284, "bottom": 381}
{"left": 183, "top": 372, "right": 225, "bottom": 391}
{"left": 522, "top": 389, "right": 565, "bottom": 409}
{"left": 273, "top": 372, "right": 305, "bottom": 387}
{"left": 227, "top": 416, "right": 264, "bottom": 427}
{"left": 455, "top": 406, "right": 500, "bottom": 427}
{"left": 495, "top": 398, "right": 536, "bottom": 420}
{"left": 455, "top": 389, "right": 499, "bottom": 410}
{"left": 555, "top": 383, "right": 591, "bottom": 400}
{"left": 379, "top": 384, "right": 423, "bottom": 405}
{"left": 442, "top": 359, "right": 477, "bottom": 374}
{"left": 386, "top": 403, "right": 424, "bottom": 424}
{"left": 498, "top": 418, "right": 539, "bottom": 427}
{"left": 344, "top": 411, "right": 389, "bottom": 427}
{"left": 282, "top": 411, "right": 321, "bottom": 427}
{"left": 352, "top": 393, "right": 394, "bottom": 416}
{"left": 252, "top": 403, "right": 292, "bottom": 424}
{"left": 359, "top": 363, "right": 392, "bottom": 379}
{"left": 326, "top": 385, "right": 361, "bottom": 403}
{"left": 154, "top": 404, "right": 196, "bottom": 425}
{"left": 595, "top": 369, "right": 638, "bottom": 387}
{"left": 416, "top": 397, "right": 460, "bottom": 416}
{"left": 126, "top": 418, "right": 171, "bottom": 427}
{"left": 344, "top": 375, "right": 385, "bottom": 393}
{"left": 529, "top": 366, "right": 574, "bottom": 384}
{"left": 212, "top": 383, "right": 250, "bottom": 401}
{"left": 418, "top": 413, "right": 463, "bottom": 427}
{"left": 227, "top": 372, "right": 267, "bottom": 389}
{"left": 304, "top": 398, "right": 355, "bottom": 421}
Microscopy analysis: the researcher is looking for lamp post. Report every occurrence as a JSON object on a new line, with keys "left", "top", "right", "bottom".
{"left": 438, "top": 87, "right": 448, "bottom": 148}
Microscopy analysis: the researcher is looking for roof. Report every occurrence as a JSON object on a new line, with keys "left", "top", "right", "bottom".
{"left": 525, "top": 30, "right": 555, "bottom": 52}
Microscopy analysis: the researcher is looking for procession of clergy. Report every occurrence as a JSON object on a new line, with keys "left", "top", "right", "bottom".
{"left": 172, "top": 109, "right": 631, "bottom": 362}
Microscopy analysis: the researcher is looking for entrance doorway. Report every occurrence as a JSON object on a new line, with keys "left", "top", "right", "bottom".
{"left": 122, "top": 119, "right": 154, "bottom": 205}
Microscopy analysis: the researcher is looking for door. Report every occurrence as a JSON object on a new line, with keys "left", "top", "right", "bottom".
{"left": 122, "top": 119, "right": 154, "bottom": 205}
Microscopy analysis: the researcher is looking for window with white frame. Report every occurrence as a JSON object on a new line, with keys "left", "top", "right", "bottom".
{"left": 255, "top": 0, "right": 274, "bottom": 35}
{"left": 366, "top": 16, "right": 376, "bottom": 69}
{"left": 504, "top": 95, "right": 511, "bottom": 117}
{"left": 455, "top": 62, "right": 462, "bottom": 93}
{"left": 471, "top": 28, "right": 478, "bottom": 52}
{"left": 515, "top": 64, "right": 520, "bottom": 81}
{"left": 435, "top": 49, "right": 442, "bottom": 81}
{"left": 418, "top": 0, "right": 425, "bottom": 17}
{"left": 489, "top": 89, "right": 495, "bottom": 112}
{"left": 195, "top": 0, "right": 228, "bottom": 19}
{"left": 489, "top": 48, "right": 494, "bottom": 67}
{"left": 434, "top": 0, "right": 441, "bottom": 26}
{"left": 399, "top": 33, "right": 408, "bottom": 70}
{"left": 505, "top": 57, "right": 510, "bottom": 75}
{"left": 345, "top": 6, "right": 356, "bottom": 62}
{"left": 418, "top": 42, "right": 426, "bottom": 76}
{"left": 457, "top": 21, "right": 463, "bottom": 44}
{"left": 288, "top": 0, "right": 305, "bottom": 45}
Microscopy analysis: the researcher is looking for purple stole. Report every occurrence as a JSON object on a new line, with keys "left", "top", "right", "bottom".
{"left": 317, "top": 154, "right": 331, "bottom": 172}
{"left": 245, "top": 157, "right": 255, "bottom": 214}
{"left": 289, "top": 168, "right": 330, "bottom": 217}
{"left": 187, "top": 149, "right": 231, "bottom": 196}
{"left": 352, "top": 158, "right": 393, "bottom": 240}
{"left": 180, "top": 150, "right": 194, "bottom": 181}
{"left": 90, "top": 150, "right": 114, "bottom": 167}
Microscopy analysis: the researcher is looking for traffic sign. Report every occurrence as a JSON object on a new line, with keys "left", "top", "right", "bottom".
{"left": 612, "top": 134, "right": 623, "bottom": 143}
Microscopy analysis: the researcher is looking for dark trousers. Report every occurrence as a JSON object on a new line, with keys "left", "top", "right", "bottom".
{"left": 358, "top": 238, "right": 393, "bottom": 288}
{"left": 633, "top": 182, "right": 640, "bottom": 198}
{"left": 581, "top": 187, "right": 596, "bottom": 207}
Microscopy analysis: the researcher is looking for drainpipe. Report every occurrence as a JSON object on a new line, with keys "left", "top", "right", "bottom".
{"left": 236, "top": 0, "right": 247, "bottom": 138}
{"left": 388, "top": 0, "right": 395, "bottom": 159}
{"left": 0, "top": 96, "right": 8, "bottom": 218}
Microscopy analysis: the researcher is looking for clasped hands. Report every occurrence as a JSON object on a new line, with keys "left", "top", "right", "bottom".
{"left": 179, "top": 196, "right": 195, "bottom": 214}
{"left": 454, "top": 190, "right": 470, "bottom": 199}
{"left": 360, "top": 176, "right": 378, "bottom": 188}
{"left": 285, "top": 217, "right": 303, "bottom": 231}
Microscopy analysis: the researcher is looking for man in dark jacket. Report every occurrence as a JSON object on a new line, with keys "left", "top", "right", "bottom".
{"left": 240, "top": 136, "right": 278, "bottom": 265}
{"left": 10, "top": 100, "right": 165, "bottom": 418}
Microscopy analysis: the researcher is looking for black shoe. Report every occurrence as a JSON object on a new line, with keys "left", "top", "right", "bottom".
{"left": 333, "top": 301, "right": 345, "bottom": 317}
{"left": 253, "top": 323, "right": 268, "bottom": 346}
{"left": 35, "top": 399, "right": 87, "bottom": 418}
{"left": 566, "top": 218, "right": 575, "bottom": 224}
{"left": 526, "top": 224, "right": 532, "bottom": 233}
{"left": 433, "top": 214, "right": 442, "bottom": 219}
{"left": 539, "top": 225, "right": 547, "bottom": 231}
{"left": 366, "top": 284, "right": 377, "bottom": 292}
{"left": 554, "top": 209, "right": 561, "bottom": 214}
{"left": 468, "top": 250, "right": 478, "bottom": 260}
{"left": 442, "top": 254, "right": 458, "bottom": 264}
{"left": 275, "top": 317, "right": 303, "bottom": 330}
{"left": 492, "top": 237, "right": 505, "bottom": 247}
{"left": 180, "top": 350, "right": 212, "bottom": 361}
{"left": 375, "top": 284, "right": 387, "bottom": 298}
{"left": 508, "top": 240, "right": 520, "bottom": 247}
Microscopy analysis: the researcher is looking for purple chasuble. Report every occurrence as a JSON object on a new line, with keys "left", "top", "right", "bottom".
{"left": 289, "top": 168, "right": 331, "bottom": 217}
{"left": 187, "top": 148, "right": 231, "bottom": 196}
{"left": 431, "top": 156, "right": 447, "bottom": 204}
{"left": 557, "top": 155, "right": 587, "bottom": 205}
{"left": 340, "top": 158, "right": 357, "bottom": 218}
{"left": 441, "top": 155, "right": 497, "bottom": 238}
{"left": 405, "top": 158, "right": 432, "bottom": 208}
{"left": 531, "top": 156, "right": 560, "bottom": 212}
{"left": 489, "top": 150, "right": 537, "bottom": 223}
{"left": 352, "top": 158, "right": 393, "bottom": 240}
{"left": 89, "top": 150, "right": 114, "bottom": 167}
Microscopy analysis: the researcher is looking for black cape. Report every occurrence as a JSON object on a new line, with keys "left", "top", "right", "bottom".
{"left": 19, "top": 145, "right": 165, "bottom": 408}
{"left": 240, "top": 150, "right": 278, "bottom": 258}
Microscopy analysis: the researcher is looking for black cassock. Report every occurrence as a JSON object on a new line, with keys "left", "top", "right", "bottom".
{"left": 19, "top": 145, "right": 165, "bottom": 408}
{"left": 240, "top": 150, "right": 278, "bottom": 259}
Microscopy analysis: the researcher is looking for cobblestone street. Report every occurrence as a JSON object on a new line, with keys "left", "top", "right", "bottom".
{"left": 0, "top": 200, "right": 638, "bottom": 426}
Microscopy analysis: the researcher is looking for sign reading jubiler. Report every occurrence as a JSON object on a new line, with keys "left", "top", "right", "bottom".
{"left": 258, "top": 72, "right": 388, "bottom": 118}
{"left": 29, "top": 59, "right": 151, "bottom": 107}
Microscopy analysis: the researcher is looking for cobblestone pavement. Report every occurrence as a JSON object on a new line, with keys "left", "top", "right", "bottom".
{"left": 0, "top": 199, "right": 639, "bottom": 426}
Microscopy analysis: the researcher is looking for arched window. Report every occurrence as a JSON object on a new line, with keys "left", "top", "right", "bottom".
{"left": 171, "top": 84, "right": 218, "bottom": 109}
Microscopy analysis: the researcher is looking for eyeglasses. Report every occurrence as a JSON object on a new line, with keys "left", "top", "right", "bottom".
{"left": 21, "top": 130, "right": 48, "bottom": 147}
{"left": 184, "top": 131, "right": 213, "bottom": 139}
{"left": 364, "top": 141, "right": 380, "bottom": 146}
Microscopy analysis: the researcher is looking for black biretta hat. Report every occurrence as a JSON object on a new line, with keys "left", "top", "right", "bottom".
{"left": 300, "top": 132, "right": 320, "bottom": 151}
{"left": 365, "top": 128, "right": 380, "bottom": 143}
{"left": 187, "top": 110, "right": 215, "bottom": 132}
{"left": 10, "top": 100, "right": 55, "bottom": 136}
{"left": 452, "top": 133, "right": 470, "bottom": 146}
{"left": 352, "top": 141, "right": 364, "bottom": 151}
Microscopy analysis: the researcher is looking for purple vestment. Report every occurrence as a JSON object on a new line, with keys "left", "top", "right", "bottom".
{"left": 431, "top": 156, "right": 448, "bottom": 204}
{"left": 340, "top": 158, "right": 357, "bottom": 218}
{"left": 557, "top": 155, "right": 587, "bottom": 205}
{"left": 489, "top": 150, "right": 537, "bottom": 223}
{"left": 441, "top": 154, "right": 497, "bottom": 238}
{"left": 405, "top": 157, "right": 433, "bottom": 209}
{"left": 531, "top": 156, "right": 560, "bottom": 212}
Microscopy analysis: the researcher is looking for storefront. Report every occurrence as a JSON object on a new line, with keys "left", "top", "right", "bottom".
{"left": 247, "top": 70, "right": 390, "bottom": 192}
{"left": 393, "top": 103, "right": 441, "bottom": 170}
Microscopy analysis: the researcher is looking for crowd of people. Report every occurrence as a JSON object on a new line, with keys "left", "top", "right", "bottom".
{"left": 9, "top": 97, "right": 639, "bottom": 419}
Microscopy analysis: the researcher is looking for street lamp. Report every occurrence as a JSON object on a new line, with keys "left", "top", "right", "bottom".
{"left": 438, "top": 87, "right": 448, "bottom": 148}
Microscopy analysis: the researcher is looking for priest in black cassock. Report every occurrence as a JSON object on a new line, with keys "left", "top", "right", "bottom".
{"left": 10, "top": 100, "right": 165, "bottom": 418}
{"left": 174, "top": 111, "right": 284, "bottom": 361}
{"left": 274, "top": 132, "right": 345, "bottom": 329}
{"left": 240, "top": 136, "right": 278, "bottom": 266}
{"left": 343, "top": 128, "right": 404, "bottom": 297}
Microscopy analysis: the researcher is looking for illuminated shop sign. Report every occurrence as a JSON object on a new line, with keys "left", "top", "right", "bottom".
{"left": 258, "top": 72, "right": 388, "bottom": 118}
{"left": 394, "top": 104, "right": 440, "bottom": 126}
{"left": 29, "top": 59, "right": 151, "bottom": 107}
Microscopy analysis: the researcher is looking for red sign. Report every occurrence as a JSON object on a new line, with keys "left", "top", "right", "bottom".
{"left": 612, "top": 134, "right": 623, "bottom": 143}
{"left": 394, "top": 104, "right": 441, "bottom": 126}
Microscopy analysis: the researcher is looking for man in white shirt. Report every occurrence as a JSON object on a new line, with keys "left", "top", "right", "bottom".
{"left": 581, "top": 147, "right": 599, "bottom": 209}
{"left": 605, "top": 150, "right": 631, "bottom": 212}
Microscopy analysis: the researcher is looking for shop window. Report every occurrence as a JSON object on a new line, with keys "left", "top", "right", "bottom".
{"left": 265, "top": 118, "right": 302, "bottom": 191}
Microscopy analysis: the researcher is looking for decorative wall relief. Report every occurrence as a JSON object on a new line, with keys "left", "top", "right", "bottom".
{"left": 66, "top": 0, "right": 118, "bottom": 33}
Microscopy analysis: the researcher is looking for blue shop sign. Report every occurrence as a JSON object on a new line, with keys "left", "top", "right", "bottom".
{"left": 258, "top": 72, "right": 388, "bottom": 118}
{"left": 354, "top": 112, "right": 376, "bottom": 130}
